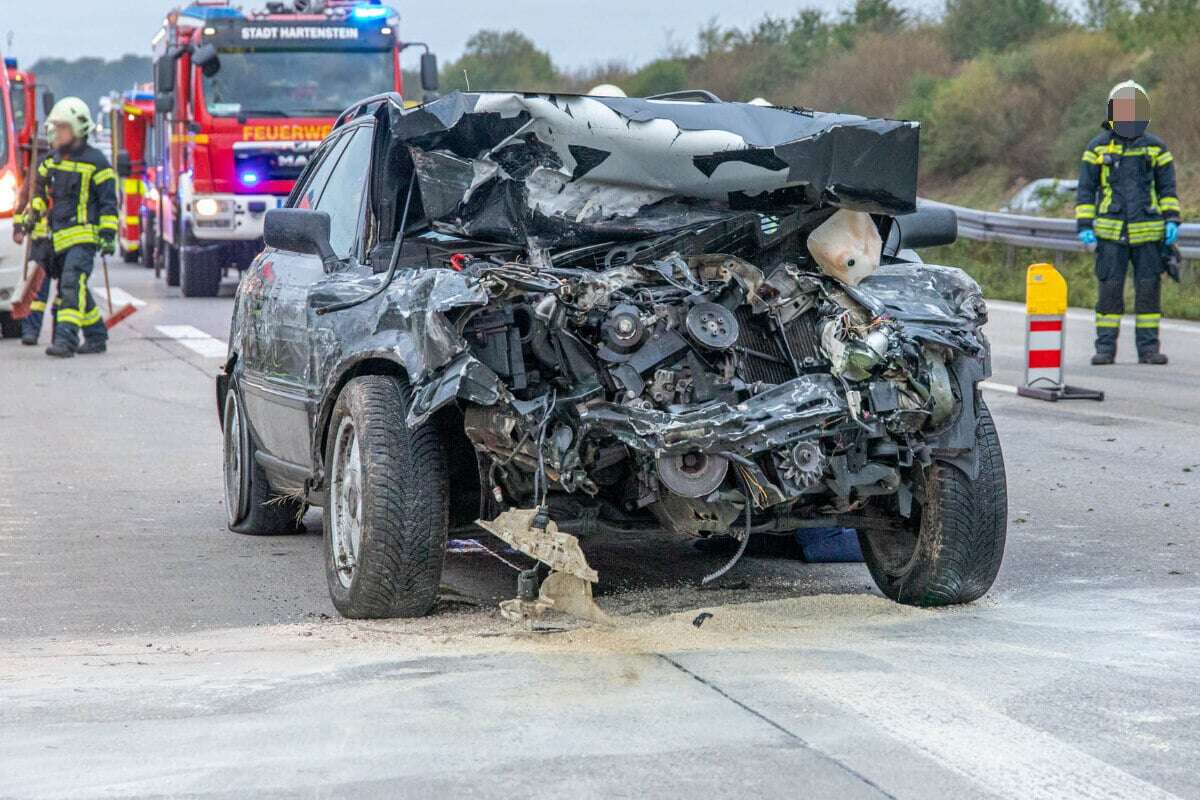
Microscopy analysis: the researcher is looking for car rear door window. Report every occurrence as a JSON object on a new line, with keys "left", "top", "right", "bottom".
{"left": 312, "top": 126, "right": 373, "bottom": 260}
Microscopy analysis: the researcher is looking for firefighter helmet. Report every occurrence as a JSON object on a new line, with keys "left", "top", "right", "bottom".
{"left": 47, "top": 97, "right": 95, "bottom": 139}
{"left": 1107, "top": 80, "right": 1149, "bottom": 139}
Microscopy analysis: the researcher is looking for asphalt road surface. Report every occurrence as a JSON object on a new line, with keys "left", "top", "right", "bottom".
{"left": 2, "top": 256, "right": 1198, "bottom": 799}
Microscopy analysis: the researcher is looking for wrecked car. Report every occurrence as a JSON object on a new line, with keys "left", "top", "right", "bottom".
{"left": 216, "top": 91, "right": 1007, "bottom": 620}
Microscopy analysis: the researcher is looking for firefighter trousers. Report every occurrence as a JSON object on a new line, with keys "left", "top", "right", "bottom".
{"left": 1093, "top": 239, "right": 1162, "bottom": 357}
{"left": 52, "top": 244, "right": 107, "bottom": 350}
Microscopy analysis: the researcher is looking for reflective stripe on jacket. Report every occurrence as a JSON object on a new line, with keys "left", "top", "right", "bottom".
{"left": 1075, "top": 126, "right": 1181, "bottom": 244}
{"left": 28, "top": 141, "right": 119, "bottom": 253}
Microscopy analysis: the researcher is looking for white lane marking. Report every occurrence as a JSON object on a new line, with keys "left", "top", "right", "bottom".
{"left": 988, "top": 299, "right": 1200, "bottom": 335}
{"left": 102, "top": 286, "right": 147, "bottom": 309}
{"left": 980, "top": 381, "right": 1018, "bottom": 394}
{"left": 799, "top": 671, "right": 1182, "bottom": 800}
{"left": 155, "top": 325, "right": 228, "bottom": 359}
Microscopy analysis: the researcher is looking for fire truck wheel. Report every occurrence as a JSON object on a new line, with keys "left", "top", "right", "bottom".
{"left": 165, "top": 243, "right": 181, "bottom": 287}
{"left": 121, "top": 246, "right": 139, "bottom": 264}
{"left": 181, "top": 246, "right": 222, "bottom": 298}
{"left": 141, "top": 223, "right": 155, "bottom": 269}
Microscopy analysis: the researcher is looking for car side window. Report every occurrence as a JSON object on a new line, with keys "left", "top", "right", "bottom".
{"left": 293, "top": 133, "right": 350, "bottom": 211}
{"left": 313, "top": 126, "right": 374, "bottom": 260}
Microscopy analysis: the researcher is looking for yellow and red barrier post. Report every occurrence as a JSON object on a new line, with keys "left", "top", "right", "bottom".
{"left": 1016, "top": 263, "right": 1104, "bottom": 402}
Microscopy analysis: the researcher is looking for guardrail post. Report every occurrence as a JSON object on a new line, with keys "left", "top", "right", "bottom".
{"left": 1016, "top": 263, "right": 1104, "bottom": 402}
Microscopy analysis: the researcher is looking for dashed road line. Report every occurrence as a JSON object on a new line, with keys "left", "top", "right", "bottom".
{"left": 980, "top": 381, "right": 1018, "bottom": 394}
{"left": 102, "top": 286, "right": 147, "bottom": 309}
{"left": 154, "top": 325, "right": 228, "bottom": 359}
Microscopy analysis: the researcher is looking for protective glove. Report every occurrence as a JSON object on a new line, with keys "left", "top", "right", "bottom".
{"left": 1077, "top": 229, "right": 1097, "bottom": 246}
{"left": 1165, "top": 221, "right": 1179, "bottom": 246}
{"left": 99, "top": 232, "right": 117, "bottom": 256}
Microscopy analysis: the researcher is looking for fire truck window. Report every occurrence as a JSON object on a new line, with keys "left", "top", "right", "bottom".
{"left": 10, "top": 82, "right": 26, "bottom": 134}
{"left": 202, "top": 50, "right": 393, "bottom": 118}
{"left": 313, "top": 127, "right": 373, "bottom": 260}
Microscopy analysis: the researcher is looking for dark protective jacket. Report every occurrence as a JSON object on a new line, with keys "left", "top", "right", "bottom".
{"left": 1075, "top": 125, "right": 1181, "bottom": 245}
{"left": 24, "top": 140, "right": 119, "bottom": 253}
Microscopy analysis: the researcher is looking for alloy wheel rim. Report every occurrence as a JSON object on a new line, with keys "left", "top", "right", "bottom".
{"left": 222, "top": 392, "right": 246, "bottom": 527}
{"left": 330, "top": 416, "right": 364, "bottom": 589}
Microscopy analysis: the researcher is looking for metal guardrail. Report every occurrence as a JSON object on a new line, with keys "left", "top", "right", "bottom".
{"left": 920, "top": 199, "right": 1200, "bottom": 260}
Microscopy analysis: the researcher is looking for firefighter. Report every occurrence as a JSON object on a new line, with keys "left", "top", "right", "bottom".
{"left": 22, "top": 97, "right": 118, "bottom": 357}
{"left": 1076, "top": 80, "right": 1181, "bottom": 366}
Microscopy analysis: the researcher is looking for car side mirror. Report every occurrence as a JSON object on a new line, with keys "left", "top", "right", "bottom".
{"left": 264, "top": 209, "right": 340, "bottom": 272}
{"left": 893, "top": 206, "right": 958, "bottom": 251}
{"left": 41, "top": 90, "right": 55, "bottom": 117}
{"left": 116, "top": 150, "right": 133, "bottom": 179}
{"left": 420, "top": 52, "right": 439, "bottom": 96}
{"left": 192, "top": 44, "right": 221, "bottom": 78}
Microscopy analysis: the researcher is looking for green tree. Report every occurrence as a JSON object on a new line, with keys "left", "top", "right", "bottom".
{"left": 626, "top": 58, "right": 690, "bottom": 97}
{"left": 942, "top": 0, "right": 1063, "bottom": 59}
{"left": 441, "top": 30, "right": 557, "bottom": 92}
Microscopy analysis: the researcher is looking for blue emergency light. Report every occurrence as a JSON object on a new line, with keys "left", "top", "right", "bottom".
{"left": 3, "top": 57, "right": 17, "bottom": 69}
{"left": 240, "top": 171, "right": 261, "bottom": 187}
{"left": 351, "top": 4, "right": 392, "bottom": 22}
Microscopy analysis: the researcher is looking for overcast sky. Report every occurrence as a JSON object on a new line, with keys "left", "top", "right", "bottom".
{"left": 3, "top": 0, "right": 943, "bottom": 71}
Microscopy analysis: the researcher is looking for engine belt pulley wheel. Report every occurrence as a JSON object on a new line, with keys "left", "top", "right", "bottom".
{"left": 657, "top": 451, "right": 730, "bottom": 498}
{"left": 685, "top": 302, "right": 739, "bottom": 350}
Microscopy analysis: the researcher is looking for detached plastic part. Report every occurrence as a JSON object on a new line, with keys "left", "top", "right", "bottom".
{"left": 808, "top": 210, "right": 882, "bottom": 286}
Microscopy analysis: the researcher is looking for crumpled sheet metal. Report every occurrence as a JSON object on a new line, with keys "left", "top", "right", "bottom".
{"left": 389, "top": 91, "right": 919, "bottom": 246}
{"left": 578, "top": 375, "right": 848, "bottom": 459}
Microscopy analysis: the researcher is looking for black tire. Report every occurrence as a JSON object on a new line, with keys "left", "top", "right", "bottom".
{"left": 121, "top": 246, "right": 139, "bottom": 264}
{"left": 323, "top": 375, "right": 448, "bottom": 619}
{"left": 180, "top": 245, "right": 221, "bottom": 297}
{"left": 0, "top": 311, "right": 21, "bottom": 339}
{"left": 164, "top": 242, "right": 181, "bottom": 287}
{"left": 141, "top": 217, "right": 155, "bottom": 269}
{"left": 222, "top": 383, "right": 305, "bottom": 535}
{"left": 859, "top": 397, "right": 1007, "bottom": 607}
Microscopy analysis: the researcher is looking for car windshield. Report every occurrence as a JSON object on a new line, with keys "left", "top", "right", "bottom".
{"left": 202, "top": 50, "right": 393, "bottom": 118}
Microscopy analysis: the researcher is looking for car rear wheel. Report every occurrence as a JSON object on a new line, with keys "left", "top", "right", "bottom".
{"left": 859, "top": 397, "right": 1007, "bottom": 607}
{"left": 222, "top": 382, "right": 305, "bottom": 535}
{"left": 323, "top": 375, "right": 448, "bottom": 619}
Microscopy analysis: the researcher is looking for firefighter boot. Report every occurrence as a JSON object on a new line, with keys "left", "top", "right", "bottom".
{"left": 1139, "top": 352, "right": 1168, "bottom": 365}
{"left": 77, "top": 340, "right": 107, "bottom": 355}
{"left": 45, "top": 342, "right": 75, "bottom": 358}
{"left": 1091, "top": 352, "right": 1115, "bottom": 366}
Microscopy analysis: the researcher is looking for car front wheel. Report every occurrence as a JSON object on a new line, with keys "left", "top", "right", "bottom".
{"left": 323, "top": 375, "right": 448, "bottom": 619}
{"left": 859, "top": 397, "right": 1007, "bottom": 607}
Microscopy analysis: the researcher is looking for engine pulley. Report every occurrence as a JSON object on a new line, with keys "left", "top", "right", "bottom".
{"left": 602, "top": 304, "right": 645, "bottom": 355}
{"left": 685, "top": 302, "right": 739, "bottom": 351}
{"left": 657, "top": 451, "right": 730, "bottom": 498}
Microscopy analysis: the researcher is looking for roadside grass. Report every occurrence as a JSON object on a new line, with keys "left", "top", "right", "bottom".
{"left": 924, "top": 239, "right": 1200, "bottom": 321}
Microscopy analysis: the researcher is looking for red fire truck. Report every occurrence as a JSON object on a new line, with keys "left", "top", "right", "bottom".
{"left": 142, "top": 0, "right": 437, "bottom": 296}
{"left": 1, "top": 56, "right": 40, "bottom": 336}
{"left": 111, "top": 88, "right": 156, "bottom": 263}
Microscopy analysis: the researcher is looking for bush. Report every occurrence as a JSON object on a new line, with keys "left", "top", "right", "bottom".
{"left": 942, "top": 0, "right": 1065, "bottom": 59}
{"left": 787, "top": 29, "right": 956, "bottom": 116}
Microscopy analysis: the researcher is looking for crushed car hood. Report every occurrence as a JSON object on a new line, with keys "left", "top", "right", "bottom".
{"left": 388, "top": 91, "right": 920, "bottom": 247}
